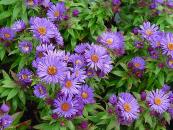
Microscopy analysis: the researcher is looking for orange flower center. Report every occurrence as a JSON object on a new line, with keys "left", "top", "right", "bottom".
{"left": 81, "top": 92, "right": 88, "bottom": 99}
{"left": 169, "top": 60, "right": 173, "bottom": 65}
{"left": 123, "top": 103, "right": 131, "bottom": 112}
{"left": 22, "top": 74, "right": 28, "bottom": 79}
{"left": 47, "top": 66, "right": 57, "bottom": 75}
{"left": 54, "top": 11, "right": 60, "bottom": 17}
{"left": 38, "top": 52, "right": 44, "bottom": 58}
{"left": 28, "top": 0, "right": 34, "bottom": 5}
{"left": 39, "top": 87, "right": 44, "bottom": 94}
{"left": 134, "top": 63, "right": 141, "bottom": 68}
{"left": 65, "top": 80, "right": 72, "bottom": 88}
{"left": 157, "top": 42, "right": 160, "bottom": 47}
{"left": 154, "top": 97, "right": 162, "bottom": 105}
{"left": 91, "top": 54, "right": 99, "bottom": 63}
{"left": 168, "top": 42, "right": 173, "bottom": 51}
{"left": 61, "top": 103, "right": 70, "bottom": 111}
{"left": 75, "top": 59, "right": 82, "bottom": 65}
{"left": 145, "top": 29, "right": 153, "bottom": 36}
{"left": 4, "top": 33, "right": 10, "bottom": 38}
{"left": 106, "top": 38, "right": 113, "bottom": 45}
{"left": 87, "top": 72, "right": 92, "bottom": 76}
{"left": 75, "top": 70, "right": 79, "bottom": 77}
{"left": 37, "top": 27, "right": 47, "bottom": 35}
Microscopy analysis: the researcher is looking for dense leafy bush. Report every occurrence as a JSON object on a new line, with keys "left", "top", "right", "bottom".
{"left": 1, "top": 0, "right": 173, "bottom": 130}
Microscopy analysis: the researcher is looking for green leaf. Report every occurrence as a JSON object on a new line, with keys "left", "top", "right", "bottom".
{"left": 144, "top": 112, "right": 153, "bottom": 127}
{"left": 0, "top": 11, "right": 11, "bottom": 20}
{"left": 67, "top": 121, "right": 75, "bottom": 130}
{"left": 163, "top": 112, "right": 171, "bottom": 124}
{"left": 7, "top": 88, "right": 19, "bottom": 101}
{"left": 12, "top": 3, "right": 21, "bottom": 21}
{"left": 106, "top": 119, "right": 116, "bottom": 130}
{"left": 0, "top": 0, "right": 17, "bottom": 5}
{"left": 18, "top": 90, "right": 26, "bottom": 105}
{"left": 11, "top": 112, "right": 24, "bottom": 125}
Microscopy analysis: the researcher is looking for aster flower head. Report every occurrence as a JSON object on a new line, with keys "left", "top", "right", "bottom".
{"left": 134, "top": 41, "right": 144, "bottom": 49}
{"left": 12, "top": 20, "right": 26, "bottom": 32}
{"left": 37, "top": 52, "right": 67, "bottom": 84}
{"left": 0, "top": 103, "right": 10, "bottom": 113}
{"left": 61, "top": 72, "right": 81, "bottom": 96}
{"left": 141, "top": 91, "right": 147, "bottom": 101}
{"left": 17, "top": 69, "right": 32, "bottom": 85}
{"left": 73, "top": 9, "right": 79, "bottom": 17}
{"left": 112, "top": 0, "right": 121, "bottom": 5}
{"left": 161, "top": 32, "right": 173, "bottom": 57}
{"left": 69, "top": 54, "right": 85, "bottom": 68}
{"left": 150, "top": 31, "right": 164, "bottom": 48}
{"left": 47, "top": 2, "right": 66, "bottom": 21}
{"left": 41, "top": 0, "right": 53, "bottom": 8}
{"left": 0, "top": 115, "right": 13, "bottom": 129}
{"left": 116, "top": 93, "right": 140, "bottom": 125}
{"left": 167, "top": 57, "right": 173, "bottom": 68}
{"left": 53, "top": 96, "right": 79, "bottom": 118}
{"left": 146, "top": 89, "right": 171, "bottom": 114}
{"left": 168, "top": 104, "right": 173, "bottom": 118}
{"left": 33, "top": 84, "right": 47, "bottom": 98}
{"left": 74, "top": 43, "right": 90, "bottom": 54}
{"left": 149, "top": 50, "right": 159, "bottom": 59}
{"left": 161, "top": 84, "right": 170, "bottom": 93}
{"left": 55, "top": 31, "right": 64, "bottom": 46}
{"left": 30, "top": 17, "right": 57, "bottom": 43}
{"left": 19, "top": 41, "right": 32, "bottom": 54}
{"left": 98, "top": 31, "right": 124, "bottom": 50}
{"left": 139, "top": 22, "right": 159, "bottom": 41}
{"left": 71, "top": 67, "right": 87, "bottom": 83}
{"left": 26, "top": 0, "right": 39, "bottom": 7}
{"left": 77, "top": 84, "right": 94, "bottom": 104}
{"left": 109, "top": 94, "right": 117, "bottom": 105}
{"left": 85, "top": 44, "right": 112, "bottom": 73}
{"left": 130, "top": 57, "right": 145, "bottom": 70}
{"left": 0, "top": 27, "right": 15, "bottom": 41}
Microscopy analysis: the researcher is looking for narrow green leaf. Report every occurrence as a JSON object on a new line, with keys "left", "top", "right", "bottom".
{"left": 7, "top": 88, "right": 19, "bottom": 101}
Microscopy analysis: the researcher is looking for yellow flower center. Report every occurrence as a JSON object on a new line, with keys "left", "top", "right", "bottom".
{"left": 75, "top": 70, "right": 79, "bottom": 77}
{"left": 168, "top": 42, "right": 173, "bottom": 51}
{"left": 23, "top": 46, "right": 29, "bottom": 51}
{"left": 106, "top": 38, "right": 113, "bottom": 45}
{"left": 81, "top": 92, "right": 88, "bottom": 99}
{"left": 145, "top": 29, "right": 153, "bottom": 36}
{"left": 4, "top": 33, "right": 10, "bottom": 38}
{"left": 65, "top": 80, "right": 72, "bottom": 88}
{"left": 154, "top": 97, "right": 162, "bottom": 105}
{"left": 22, "top": 74, "right": 28, "bottom": 79}
{"left": 169, "top": 60, "right": 173, "bottom": 65}
{"left": 123, "top": 103, "right": 131, "bottom": 112}
{"left": 37, "top": 27, "right": 47, "bottom": 35}
{"left": 54, "top": 11, "right": 60, "bottom": 17}
{"left": 134, "top": 63, "right": 141, "bottom": 68}
{"left": 157, "top": 42, "right": 160, "bottom": 47}
{"left": 38, "top": 87, "right": 44, "bottom": 94}
{"left": 28, "top": 0, "right": 34, "bottom": 6}
{"left": 61, "top": 103, "right": 70, "bottom": 111}
{"left": 47, "top": 66, "right": 57, "bottom": 75}
{"left": 91, "top": 54, "right": 99, "bottom": 63}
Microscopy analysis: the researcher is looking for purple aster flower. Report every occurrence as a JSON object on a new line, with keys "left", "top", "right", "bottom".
{"left": 71, "top": 67, "right": 87, "bottom": 83}
{"left": 30, "top": 17, "right": 57, "bottom": 43}
{"left": 169, "top": 92, "right": 173, "bottom": 103}
{"left": 72, "top": 9, "right": 79, "bottom": 17}
{"left": 168, "top": 105, "right": 173, "bottom": 118}
{"left": 149, "top": 50, "right": 159, "bottom": 59}
{"left": 74, "top": 43, "right": 90, "bottom": 54}
{"left": 61, "top": 72, "right": 81, "bottom": 96}
{"left": 98, "top": 31, "right": 124, "bottom": 50}
{"left": 53, "top": 96, "right": 79, "bottom": 118}
{"left": 0, "top": 103, "right": 10, "bottom": 113}
{"left": 155, "top": 0, "right": 164, "bottom": 4}
{"left": 41, "top": 0, "right": 53, "bottom": 8}
{"left": 116, "top": 93, "right": 140, "bottom": 125}
{"left": 112, "top": 0, "right": 121, "bottom": 5}
{"left": 150, "top": 2, "right": 157, "bottom": 9}
{"left": 79, "top": 121, "right": 88, "bottom": 129}
{"left": 33, "top": 84, "right": 47, "bottom": 98}
{"left": 0, "top": 115, "right": 13, "bottom": 129}
{"left": 134, "top": 41, "right": 144, "bottom": 49}
{"left": 167, "top": 0, "right": 173, "bottom": 7}
{"left": 130, "top": 57, "right": 145, "bottom": 70}
{"left": 12, "top": 20, "right": 26, "bottom": 32}
{"left": 86, "top": 68, "right": 96, "bottom": 78}
{"left": 69, "top": 54, "right": 85, "bottom": 68}
{"left": 0, "top": 27, "right": 15, "bottom": 41}
{"left": 47, "top": 2, "right": 66, "bottom": 21}
{"left": 17, "top": 69, "right": 32, "bottom": 85}
{"left": 139, "top": 22, "right": 159, "bottom": 41}
{"left": 77, "top": 84, "right": 94, "bottom": 104}
{"left": 150, "top": 31, "right": 164, "bottom": 48}
{"left": 109, "top": 94, "right": 117, "bottom": 105}
{"left": 161, "top": 32, "right": 173, "bottom": 57}
{"left": 167, "top": 57, "right": 173, "bottom": 68}
{"left": 26, "top": 0, "right": 39, "bottom": 7}
{"left": 85, "top": 44, "right": 112, "bottom": 73}
{"left": 37, "top": 52, "right": 67, "bottom": 84}
{"left": 146, "top": 89, "right": 171, "bottom": 114}
{"left": 161, "top": 84, "right": 170, "bottom": 93}
{"left": 141, "top": 91, "right": 147, "bottom": 101}
{"left": 19, "top": 41, "right": 32, "bottom": 54}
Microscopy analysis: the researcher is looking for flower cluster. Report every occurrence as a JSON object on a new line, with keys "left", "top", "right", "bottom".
{"left": 109, "top": 84, "right": 173, "bottom": 125}
{"left": 0, "top": 103, "right": 13, "bottom": 129}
